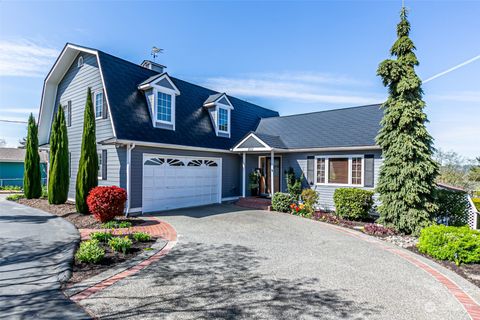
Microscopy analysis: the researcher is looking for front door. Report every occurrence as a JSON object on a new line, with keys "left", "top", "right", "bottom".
{"left": 259, "top": 156, "right": 281, "bottom": 195}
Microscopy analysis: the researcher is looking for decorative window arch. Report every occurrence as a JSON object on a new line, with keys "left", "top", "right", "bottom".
{"left": 77, "top": 56, "right": 84, "bottom": 68}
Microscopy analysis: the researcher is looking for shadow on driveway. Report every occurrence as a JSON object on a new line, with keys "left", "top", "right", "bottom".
{"left": 81, "top": 240, "right": 382, "bottom": 319}
{"left": 147, "top": 203, "right": 250, "bottom": 219}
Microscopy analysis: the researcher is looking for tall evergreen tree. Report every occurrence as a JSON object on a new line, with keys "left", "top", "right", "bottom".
{"left": 376, "top": 7, "right": 438, "bottom": 235}
{"left": 76, "top": 88, "right": 98, "bottom": 213}
{"left": 48, "top": 105, "right": 69, "bottom": 204}
{"left": 24, "top": 113, "right": 42, "bottom": 199}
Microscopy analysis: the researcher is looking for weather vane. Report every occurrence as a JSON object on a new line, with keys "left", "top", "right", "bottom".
{"left": 151, "top": 47, "right": 163, "bottom": 62}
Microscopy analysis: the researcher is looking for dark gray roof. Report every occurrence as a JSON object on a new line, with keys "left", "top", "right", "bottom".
{"left": 0, "top": 148, "right": 48, "bottom": 162}
{"left": 138, "top": 72, "right": 166, "bottom": 86}
{"left": 254, "top": 104, "right": 383, "bottom": 149}
{"left": 204, "top": 93, "right": 224, "bottom": 104}
{"left": 96, "top": 51, "right": 279, "bottom": 150}
{"left": 254, "top": 133, "right": 287, "bottom": 149}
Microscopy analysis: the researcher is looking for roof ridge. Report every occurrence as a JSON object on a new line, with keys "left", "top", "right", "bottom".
{"left": 260, "top": 103, "right": 383, "bottom": 121}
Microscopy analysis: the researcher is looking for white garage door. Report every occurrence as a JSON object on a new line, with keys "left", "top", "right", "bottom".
{"left": 142, "top": 155, "right": 222, "bottom": 212}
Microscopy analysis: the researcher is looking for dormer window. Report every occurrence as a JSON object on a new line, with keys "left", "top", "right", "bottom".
{"left": 138, "top": 73, "right": 180, "bottom": 131}
{"left": 157, "top": 92, "right": 172, "bottom": 123}
{"left": 218, "top": 107, "right": 229, "bottom": 133}
{"left": 203, "top": 93, "right": 233, "bottom": 138}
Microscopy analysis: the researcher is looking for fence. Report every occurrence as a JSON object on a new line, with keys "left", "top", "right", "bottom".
{"left": 0, "top": 178, "right": 47, "bottom": 188}
{"left": 467, "top": 194, "right": 479, "bottom": 230}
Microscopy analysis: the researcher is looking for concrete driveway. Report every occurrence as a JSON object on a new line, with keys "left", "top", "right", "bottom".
{"left": 77, "top": 204, "right": 480, "bottom": 319}
{"left": 0, "top": 195, "right": 90, "bottom": 319}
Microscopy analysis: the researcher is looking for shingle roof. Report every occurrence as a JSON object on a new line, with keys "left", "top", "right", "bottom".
{"left": 253, "top": 133, "right": 287, "bottom": 149}
{"left": 97, "top": 51, "right": 279, "bottom": 150}
{"left": 204, "top": 93, "right": 224, "bottom": 104}
{"left": 138, "top": 73, "right": 166, "bottom": 86}
{"left": 0, "top": 148, "right": 48, "bottom": 162}
{"left": 254, "top": 104, "right": 383, "bottom": 149}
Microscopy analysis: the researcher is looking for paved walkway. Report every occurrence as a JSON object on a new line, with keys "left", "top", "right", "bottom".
{"left": 76, "top": 204, "right": 480, "bottom": 320}
{"left": 0, "top": 195, "right": 90, "bottom": 320}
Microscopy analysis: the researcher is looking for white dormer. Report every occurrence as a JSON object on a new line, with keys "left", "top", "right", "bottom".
{"left": 138, "top": 73, "right": 180, "bottom": 130}
{"left": 203, "top": 93, "right": 234, "bottom": 138}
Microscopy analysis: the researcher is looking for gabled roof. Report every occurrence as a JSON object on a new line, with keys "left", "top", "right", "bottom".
{"left": 252, "top": 104, "right": 383, "bottom": 150}
{"left": 96, "top": 50, "right": 279, "bottom": 150}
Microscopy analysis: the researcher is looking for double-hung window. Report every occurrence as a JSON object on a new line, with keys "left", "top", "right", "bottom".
{"left": 218, "top": 108, "right": 229, "bottom": 133}
{"left": 94, "top": 91, "right": 103, "bottom": 119}
{"left": 156, "top": 92, "right": 172, "bottom": 123}
{"left": 315, "top": 156, "right": 364, "bottom": 186}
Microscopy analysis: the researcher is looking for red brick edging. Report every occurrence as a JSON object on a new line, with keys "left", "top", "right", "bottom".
{"left": 322, "top": 222, "right": 480, "bottom": 320}
{"left": 71, "top": 217, "right": 177, "bottom": 302}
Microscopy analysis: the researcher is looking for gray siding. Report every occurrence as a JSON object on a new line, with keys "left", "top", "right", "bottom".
{"left": 243, "top": 150, "right": 382, "bottom": 209}
{"left": 54, "top": 53, "right": 124, "bottom": 199}
{"left": 130, "top": 147, "right": 241, "bottom": 209}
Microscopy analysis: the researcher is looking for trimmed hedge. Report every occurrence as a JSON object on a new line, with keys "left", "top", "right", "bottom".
{"left": 86, "top": 186, "right": 127, "bottom": 222}
{"left": 418, "top": 225, "right": 480, "bottom": 265}
{"left": 272, "top": 192, "right": 294, "bottom": 213}
{"left": 333, "top": 188, "right": 374, "bottom": 220}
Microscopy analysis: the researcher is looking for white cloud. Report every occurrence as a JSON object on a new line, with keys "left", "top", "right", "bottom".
{"left": 203, "top": 73, "right": 383, "bottom": 105}
{"left": 428, "top": 91, "right": 480, "bottom": 103}
{"left": 0, "top": 40, "right": 59, "bottom": 77}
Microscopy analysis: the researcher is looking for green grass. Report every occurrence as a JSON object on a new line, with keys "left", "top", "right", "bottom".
{"left": 6, "top": 194, "right": 24, "bottom": 201}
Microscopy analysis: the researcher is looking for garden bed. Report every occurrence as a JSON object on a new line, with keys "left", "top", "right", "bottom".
{"left": 407, "top": 246, "right": 480, "bottom": 288}
{"left": 68, "top": 236, "right": 156, "bottom": 285}
{"left": 16, "top": 198, "right": 146, "bottom": 229}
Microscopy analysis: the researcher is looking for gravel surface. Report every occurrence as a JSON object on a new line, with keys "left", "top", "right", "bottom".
{"left": 77, "top": 204, "right": 479, "bottom": 320}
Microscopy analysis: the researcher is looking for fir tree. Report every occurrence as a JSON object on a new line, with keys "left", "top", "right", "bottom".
{"left": 24, "top": 113, "right": 42, "bottom": 199}
{"left": 48, "top": 105, "right": 69, "bottom": 204}
{"left": 376, "top": 7, "right": 438, "bottom": 235}
{"left": 76, "top": 88, "right": 98, "bottom": 213}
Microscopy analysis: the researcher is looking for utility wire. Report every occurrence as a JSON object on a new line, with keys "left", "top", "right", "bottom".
{"left": 0, "top": 119, "right": 28, "bottom": 124}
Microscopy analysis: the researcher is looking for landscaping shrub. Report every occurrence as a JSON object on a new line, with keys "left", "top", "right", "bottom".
{"left": 432, "top": 188, "right": 469, "bottom": 226}
{"left": 301, "top": 189, "right": 319, "bottom": 215}
{"left": 41, "top": 186, "right": 48, "bottom": 199}
{"left": 285, "top": 167, "right": 302, "bottom": 198}
{"left": 473, "top": 198, "right": 480, "bottom": 211}
{"left": 272, "top": 192, "right": 294, "bottom": 213}
{"left": 312, "top": 211, "right": 354, "bottom": 227}
{"left": 101, "top": 220, "right": 132, "bottom": 229}
{"left": 363, "top": 223, "right": 396, "bottom": 236}
{"left": 90, "top": 231, "right": 113, "bottom": 242}
{"left": 417, "top": 225, "right": 480, "bottom": 265}
{"left": 87, "top": 186, "right": 127, "bottom": 222}
{"left": 132, "top": 232, "right": 151, "bottom": 242}
{"left": 75, "top": 239, "right": 105, "bottom": 263}
{"left": 24, "top": 113, "right": 42, "bottom": 199}
{"left": 333, "top": 188, "right": 374, "bottom": 220}
{"left": 0, "top": 186, "right": 22, "bottom": 191}
{"left": 6, "top": 194, "right": 24, "bottom": 201}
{"left": 108, "top": 236, "right": 132, "bottom": 254}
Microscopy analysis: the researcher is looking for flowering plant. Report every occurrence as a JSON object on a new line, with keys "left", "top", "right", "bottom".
{"left": 290, "top": 203, "right": 309, "bottom": 216}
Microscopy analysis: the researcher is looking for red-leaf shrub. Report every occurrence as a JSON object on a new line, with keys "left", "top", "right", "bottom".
{"left": 363, "top": 223, "right": 396, "bottom": 236}
{"left": 86, "top": 186, "right": 127, "bottom": 222}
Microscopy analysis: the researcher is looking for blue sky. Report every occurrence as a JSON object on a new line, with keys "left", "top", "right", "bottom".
{"left": 0, "top": 0, "right": 478, "bottom": 158}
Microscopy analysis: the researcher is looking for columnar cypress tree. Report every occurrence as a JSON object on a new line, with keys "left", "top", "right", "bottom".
{"left": 48, "top": 105, "right": 69, "bottom": 204}
{"left": 24, "top": 113, "right": 42, "bottom": 199}
{"left": 376, "top": 7, "right": 438, "bottom": 235}
{"left": 76, "top": 88, "right": 98, "bottom": 213}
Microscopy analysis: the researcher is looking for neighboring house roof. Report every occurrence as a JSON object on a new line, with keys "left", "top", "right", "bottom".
{"left": 251, "top": 104, "right": 383, "bottom": 149}
{"left": 97, "top": 50, "right": 279, "bottom": 150}
{"left": 0, "top": 148, "right": 48, "bottom": 163}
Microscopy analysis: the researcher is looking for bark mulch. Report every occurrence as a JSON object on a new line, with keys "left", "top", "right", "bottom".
{"left": 407, "top": 246, "right": 480, "bottom": 288}
{"left": 16, "top": 198, "right": 146, "bottom": 229}
{"left": 68, "top": 238, "right": 157, "bottom": 285}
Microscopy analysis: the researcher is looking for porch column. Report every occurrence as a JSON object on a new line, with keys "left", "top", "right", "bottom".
{"left": 270, "top": 150, "right": 274, "bottom": 196}
{"left": 242, "top": 152, "right": 246, "bottom": 198}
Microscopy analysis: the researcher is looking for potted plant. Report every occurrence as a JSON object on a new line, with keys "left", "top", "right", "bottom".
{"left": 249, "top": 170, "right": 260, "bottom": 196}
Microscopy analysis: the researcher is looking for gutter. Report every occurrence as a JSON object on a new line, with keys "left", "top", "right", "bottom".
{"left": 125, "top": 143, "right": 135, "bottom": 216}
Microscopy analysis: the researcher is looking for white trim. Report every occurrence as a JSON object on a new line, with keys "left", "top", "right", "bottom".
{"left": 217, "top": 107, "right": 230, "bottom": 136}
{"left": 232, "top": 132, "right": 273, "bottom": 152}
{"left": 222, "top": 196, "right": 240, "bottom": 202}
{"left": 94, "top": 90, "right": 104, "bottom": 119}
{"left": 126, "top": 143, "right": 135, "bottom": 215}
{"left": 314, "top": 154, "right": 365, "bottom": 187}
{"left": 138, "top": 73, "right": 180, "bottom": 95}
{"left": 154, "top": 90, "right": 176, "bottom": 129}
{"left": 95, "top": 52, "right": 117, "bottom": 138}
{"left": 128, "top": 207, "right": 143, "bottom": 214}
{"left": 105, "top": 139, "right": 233, "bottom": 154}
{"left": 242, "top": 152, "right": 246, "bottom": 198}
{"left": 258, "top": 154, "right": 283, "bottom": 194}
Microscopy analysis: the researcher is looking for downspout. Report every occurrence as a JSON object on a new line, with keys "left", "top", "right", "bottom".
{"left": 125, "top": 143, "right": 135, "bottom": 216}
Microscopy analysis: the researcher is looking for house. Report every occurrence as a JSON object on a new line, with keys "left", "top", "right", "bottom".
{"left": 37, "top": 43, "right": 383, "bottom": 214}
{"left": 0, "top": 148, "right": 48, "bottom": 187}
